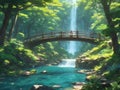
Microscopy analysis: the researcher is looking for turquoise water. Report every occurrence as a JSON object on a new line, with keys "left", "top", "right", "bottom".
{"left": 0, "top": 66, "right": 86, "bottom": 90}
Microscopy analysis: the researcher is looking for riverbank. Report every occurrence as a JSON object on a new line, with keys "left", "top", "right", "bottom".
{"left": 0, "top": 38, "right": 69, "bottom": 77}
{"left": 76, "top": 41, "right": 120, "bottom": 90}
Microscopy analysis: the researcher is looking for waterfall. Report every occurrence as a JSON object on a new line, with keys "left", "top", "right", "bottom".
{"left": 70, "top": 0, "right": 77, "bottom": 30}
{"left": 68, "top": 0, "right": 77, "bottom": 54}
{"left": 58, "top": 59, "right": 76, "bottom": 67}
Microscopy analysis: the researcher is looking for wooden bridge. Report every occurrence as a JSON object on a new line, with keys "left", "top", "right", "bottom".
{"left": 24, "top": 31, "right": 103, "bottom": 47}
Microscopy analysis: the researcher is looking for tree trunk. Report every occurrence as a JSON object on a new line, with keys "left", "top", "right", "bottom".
{"left": 13, "top": 18, "right": 20, "bottom": 37}
{"left": 101, "top": 0, "right": 119, "bottom": 54}
{"left": 111, "top": 32, "right": 119, "bottom": 54}
{"left": 0, "top": 4, "right": 12, "bottom": 46}
{"left": 8, "top": 13, "right": 18, "bottom": 41}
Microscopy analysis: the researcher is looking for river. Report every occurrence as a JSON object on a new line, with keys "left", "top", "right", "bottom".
{"left": 0, "top": 59, "right": 86, "bottom": 90}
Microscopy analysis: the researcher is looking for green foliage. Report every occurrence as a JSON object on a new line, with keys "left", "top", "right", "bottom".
{"left": 14, "top": 0, "right": 71, "bottom": 38}
{"left": 16, "top": 32, "right": 25, "bottom": 41}
{"left": 90, "top": 11, "right": 107, "bottom": 34}
{"left": 4, "top": 60, "right": 10, "bottom": 65}
{"left": 30, "top": 69, "right": 37, "bottom": 74}
{"left": 78, "top": 39, "right": 120, "bottom": 90}
{"left": 83, "top": 41, "right": 113, "bottom": 59}
{"left": 0, "top": 38, "right": 69, "bottom": 75}
{"left": 23, "top": 49, "right": 38, "bottom": 61}
{"left": 83, "top": 78, "right": 120, "bottom": 90}
{"left": 0, "top": 51, "right": 18, "bottom": 64}
{"left": 110, "top": 82, "right": 120, "bottom": 90}
{"left": 0, "top": 39, "right": 39, "bottom": 75}
{"left": 34, "top": 41, "right": 69, "bottom": 63}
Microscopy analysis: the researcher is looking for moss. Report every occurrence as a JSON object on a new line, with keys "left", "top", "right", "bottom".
{"left": 77, "top": 40, "right": 120, "bottom": 90}
{"left": 30, "top": 69, "right": 37, "bottom": 74}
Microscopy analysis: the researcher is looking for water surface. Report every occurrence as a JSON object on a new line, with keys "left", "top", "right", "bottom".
{"left": 0, "top": 60, "right": 86, "bottom": 90}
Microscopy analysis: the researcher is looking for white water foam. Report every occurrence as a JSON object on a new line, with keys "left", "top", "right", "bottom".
{"left": 58, "top": 59, "right": 76, "bottom": 67}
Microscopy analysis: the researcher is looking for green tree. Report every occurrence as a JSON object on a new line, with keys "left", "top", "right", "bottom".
{"left": 81, "top": 0, "right": 120, "bottom": 54}
{"left": 11, "top": 1, "right": 64, "bottom": 39}
{"left": 100, "top": 0, "right": 120, "bottom": 54}
{"left": 0, "top": 0, "right": 52, "bottom": 46}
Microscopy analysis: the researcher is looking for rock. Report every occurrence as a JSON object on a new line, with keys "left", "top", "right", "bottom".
{"left": 77, "top": 69, "right": 94, "bottom": 75}
{"left": 72, "top": 82, "right": 85, "bottom": 85}
{"left": 31, "top": 85, "right": 43, "bottom": 90}
{"left": 77, "top": 69, "right": 86, "bottom": 74}
{"left": 100, "top": 82, "right": 111, "bottom": 88}
{"left": 22, "top": 71, "right": 31, "bottom": 76}
{"left": 84, "top": 57, "right": 90, "bottom": 60}
{"left": 100, "top": 77, "right": 111, "bottom": 88}
{"left": 72, "top": 82, "right": 85, "bottom": 90}
{"left": 56, "top": 60, "right": 61, "bottom": 64}
{"left": 76, "top": 57, "right": 101, "bottom": 69}
{"left": 85, "top": 75, "right": 91, "bottom": 81}
{"left": 100, "top": 77, "right": 107, "bottom": 82}
{"left": 73, "top": 85, "right": 83, "bottom": 90}
{"left": 30, "top": 85, "right": 54, "bottom": 90}
{"left": 46, "top": 64, "right": 52, "bottom": 66}
{"left": 52, "top": 85, "right": 61, "bottom": 89}
{"left": 40, "top": 70, "right": 47, "bottom": 74}
{"left": 51, "top": 63, "right": 58, "bottom": 65}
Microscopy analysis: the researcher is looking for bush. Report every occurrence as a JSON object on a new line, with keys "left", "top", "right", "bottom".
{"left": 0, "top": 39, "right": 39, "bottom": 76}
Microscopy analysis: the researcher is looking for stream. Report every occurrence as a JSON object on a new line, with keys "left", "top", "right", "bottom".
{"left": 0, "top": 59, "right": 86, "bottom": 90}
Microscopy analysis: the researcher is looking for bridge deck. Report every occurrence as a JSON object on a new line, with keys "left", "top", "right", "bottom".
{"left": 24, "top": 31, "right": 102, "bottom": 47}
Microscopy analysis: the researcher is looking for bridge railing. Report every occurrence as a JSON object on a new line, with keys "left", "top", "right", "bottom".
{"left": 24, "top": 31, "right": 103, "bottom": 42}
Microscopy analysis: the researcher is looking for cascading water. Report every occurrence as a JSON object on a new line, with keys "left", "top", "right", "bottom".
{"left": 68, "top": 0, "right": 77, "bottom": 54}
{"left": 58, "top": 59, "right": 76, "bottom": 67}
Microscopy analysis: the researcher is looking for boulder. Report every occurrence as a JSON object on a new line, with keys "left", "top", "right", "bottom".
{"left": 40, "top": 70, "right": 47, "bottom": 74}
{"left": 72, "top": 82, "right": 85, "bottom": 90}
{"left": 73, "top": 85, "right": 83, "bottom": 90}
{"left": 30, "top": 85, "right": 54, "bottom": 90}
{"left": 22, "top": 71, "right": 31, "bottom": 76}
{"left": 52, "top": 85, "right": 61, "bottom": 89}
{"left": 51, "top": 63, "right": 58, "bottom": 65}
{"left": 31, "top": 85, "right": 43, "bottom": 90}
{"left": 77, "top": 69, "right": 87, "bottom": 74}
{"left": 46, "top": 64, "right": 52, "bottom": 66}
{"left": 72, "top": 82, "right": 85, "bottom": 85}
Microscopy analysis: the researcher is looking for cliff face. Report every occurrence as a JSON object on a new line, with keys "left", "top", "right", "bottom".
{"left": 76, "top": 55, "right": 105, "bottom": 69}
